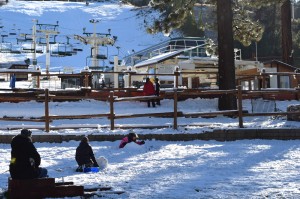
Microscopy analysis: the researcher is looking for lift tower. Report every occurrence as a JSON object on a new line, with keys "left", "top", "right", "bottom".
{"left": 74, "top": 19, "right": 116, "bottom": 70}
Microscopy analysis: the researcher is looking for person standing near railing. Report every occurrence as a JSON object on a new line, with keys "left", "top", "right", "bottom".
{"left": 10, "top": 73, "right": 16, "bottom": 89}
{"left": 155, "top": 77, "right": 161, "bottom": 106}
{"left": 143, "top": 77, "right": 156, "bottom": 107}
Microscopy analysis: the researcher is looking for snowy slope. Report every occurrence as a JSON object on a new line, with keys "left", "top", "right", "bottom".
{"left": 0, "top": 0, "right": 166, "bottom": 72}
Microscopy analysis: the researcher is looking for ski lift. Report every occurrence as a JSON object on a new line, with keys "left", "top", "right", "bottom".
{"left": 17, "top": 33, "right": 33, "bottom": 44}
{"left": 11, "top": 49, "right": 21, "bottom": 54}
{"left": 73, "top": 43, "right": 83, "bottom": 52}
{"left": 95, "top": 46, "right": 108, "bottom": 60}
{"left": 9, "top": 24, "right": 17, "bottom": 36}
{"left": 1, "top": 30, "right": 8, "bottom": 42}
{"left": 38, "top": 35, "right": 57, "bottom": 46}
{"left": 96, "top": 54, "right": 107, "bottom": 59}
{"left": 10, "top": 40, "right": 22, "bottom": 54}
{"left": 73, "top": 47, "right": 83, "bottom": 52}
{"left": 51, "top": 42, "right": 76, "bottom": 57}
{"left": 0, "top": 42, "right": 12, "bottom": 53}
{"left": 108, "top": 55, "right": 122, "bottom": 65}
{"left": 22, "top": 43, "right": 43, "bottom": 53}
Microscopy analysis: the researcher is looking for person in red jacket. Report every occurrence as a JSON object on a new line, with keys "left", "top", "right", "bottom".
{"left": 143, "top": 77, "right": 156, "bottom": 107}
{"left": 119, "top": 130, "right": 145, "bottom": 148}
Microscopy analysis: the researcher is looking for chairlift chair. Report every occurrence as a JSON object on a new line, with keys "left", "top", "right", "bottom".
{"left": 1, "top": 31, "right": 8, "bottom": 42}
{"left": 9, "top": 29, "right": 17, "bottom": 36}
{"left": 9, "top": 24, "right": 17, "bottom": 36}
{"left": 73, "top": 43, "right": 83, "bottom": 52}
{"left": 0, "top": 42, "right": 12, "bottom": 52}
{"left": 51, "top": 43, "right": 76, "bottom": 57}
{"left": 108, "top": 55, "right": 122, "bottom": 65}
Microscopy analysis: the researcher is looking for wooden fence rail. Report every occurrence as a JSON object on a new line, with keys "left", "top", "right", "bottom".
{"left": 1, "top": 86, "right": 300, "bottom": 132}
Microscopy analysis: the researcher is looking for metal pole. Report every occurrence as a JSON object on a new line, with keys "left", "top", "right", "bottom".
{"left": 45, "top": 89, "right": 50, "bottom": 132}
{"left": 46, "top": 34, "right": 50, "bottom": 78}
{"left": 32, "top": 19, "right": 37, "bottom": 88}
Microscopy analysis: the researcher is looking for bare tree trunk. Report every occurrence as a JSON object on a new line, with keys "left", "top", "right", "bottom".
{"left": 281, "top": 0, "right": 293, "bottom": 65}
{"left": 217, "top": 0, "right": 236, "bottom": 110}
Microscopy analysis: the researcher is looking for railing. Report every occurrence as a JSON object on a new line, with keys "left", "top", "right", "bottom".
{"left": 121, "top": 37, "right": 207, "bottom": 66}
{"left": 1, "top": 86, "right": 300, "bottom": 132}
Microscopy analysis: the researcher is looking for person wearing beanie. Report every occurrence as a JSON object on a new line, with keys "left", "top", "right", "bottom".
{"left": 75, "top": 136, "right": 99, "bottom": 172}
{"left": 9, "top": 129, "right": 48, "bottom": 179}
{"left": 119, "top": 130, "right": 145, "bottom": 148}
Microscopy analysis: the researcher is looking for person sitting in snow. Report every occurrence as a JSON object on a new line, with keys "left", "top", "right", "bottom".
{"left": 75, "top": 136, "right": 99, "bottom": 172}
{"left": 119, "top": 130, "right": 145, "bottom": 148}
{"left": 9, "top": 129, "right": 48, "bottom": 179}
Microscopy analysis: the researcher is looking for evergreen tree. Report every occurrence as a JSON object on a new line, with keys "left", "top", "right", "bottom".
{"left": 145, "top": 0, "right": 291, "bottom": 110}
{"left": 281, "top": 0, "right": 293, "bottom": 65}
{"left": 217, "top": 0, "right": 236, "bottom": 110}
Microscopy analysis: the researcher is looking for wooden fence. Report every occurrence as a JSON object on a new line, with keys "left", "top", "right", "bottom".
{"left": 1, "top": 86, "right": 300, "bottom": 132}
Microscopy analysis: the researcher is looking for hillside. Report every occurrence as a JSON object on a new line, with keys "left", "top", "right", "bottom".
{"left": 0, "top": 0, "right": 166, "bottom": 72}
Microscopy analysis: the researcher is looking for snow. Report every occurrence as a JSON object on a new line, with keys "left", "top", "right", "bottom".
{"left": 1, "top": 139, "right": 300, "bottom": 198}
{"left": 0, "top": 0, "right": 166, "bottom": 72}
{"left": 0, "top": 1, "right": 300, "bottom": 198}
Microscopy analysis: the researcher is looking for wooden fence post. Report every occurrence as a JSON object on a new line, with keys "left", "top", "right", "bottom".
{"left": 173, "top": 88, "right": 178, "bottom": 130}
{"left": 237, "top": 85, "right": 244, "bottom": 128}
{"left": 109, "top": 91, "right": 115, "bottom": 130}
{"left": 45, "top": 88, "right": 50, "bottom": 132}
{"left": 84, "top": 74, "right": 89, "bottom": 87}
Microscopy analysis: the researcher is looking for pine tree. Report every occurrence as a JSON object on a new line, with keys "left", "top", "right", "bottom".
{"left": 281, "top": 0, "right": 293, "bottom": 65}
{"left": 216, "top": 0, "right": 236, "bottom": 110}
{"left": 146, "top": 0, "right": 292, "bottom": 110}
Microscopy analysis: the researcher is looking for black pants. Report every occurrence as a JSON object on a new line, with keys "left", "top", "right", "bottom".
{"left": 156, "top": 93, "right": 160, "bottom": 105}
{"left": 147, "top": 99, "right": 156, "bottom": 107}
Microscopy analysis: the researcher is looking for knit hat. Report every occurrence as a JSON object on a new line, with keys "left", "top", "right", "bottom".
{"left": 81, "top": 136, "right": 89, "bottom": 143}
{"left": 21, "top": 129, "right": 32, "bottom": 137}
{"left": 128, "top": 129, "right": 138, "bottom": 139}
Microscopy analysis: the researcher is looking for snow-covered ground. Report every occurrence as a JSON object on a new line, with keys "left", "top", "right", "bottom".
{"left": 1, "top": 139, "right": 300, "bottom": 198}
{"left": 0, "top": 1, "right": 300, "bottom": 198}
{"left": 0, "top": 96, "right": 300, "bottom": 198}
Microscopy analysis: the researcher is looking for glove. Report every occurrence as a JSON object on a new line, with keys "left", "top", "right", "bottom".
{"left": 140, "top": 140, "right": 145, "bottom": 145}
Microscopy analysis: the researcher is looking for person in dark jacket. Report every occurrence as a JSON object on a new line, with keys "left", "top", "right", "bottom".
{"left": 143, "top": 77, "right": 156, "bottom": 107}
{"left": 75, "top": 136, "right": 99, "bottom": 172}
{"left": 155, "top": 77, "right": 161, "bottom": 105}
{"left": 119, "top": 130, "right": 145, "bottom": 148}
{"left": 9, "top": 129, "right": 48, "bottom": 179}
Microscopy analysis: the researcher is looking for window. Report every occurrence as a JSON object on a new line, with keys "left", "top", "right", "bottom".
{"left": 279, "top": 76, "right": 290, "bottom": 88}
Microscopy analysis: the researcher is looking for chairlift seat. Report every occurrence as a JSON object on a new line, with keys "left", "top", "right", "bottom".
{"left": 96, "top": 54, "right": 107, "bottom": 59}
{"left": 73, "top": 48, "right": 83, "bottom": 52}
